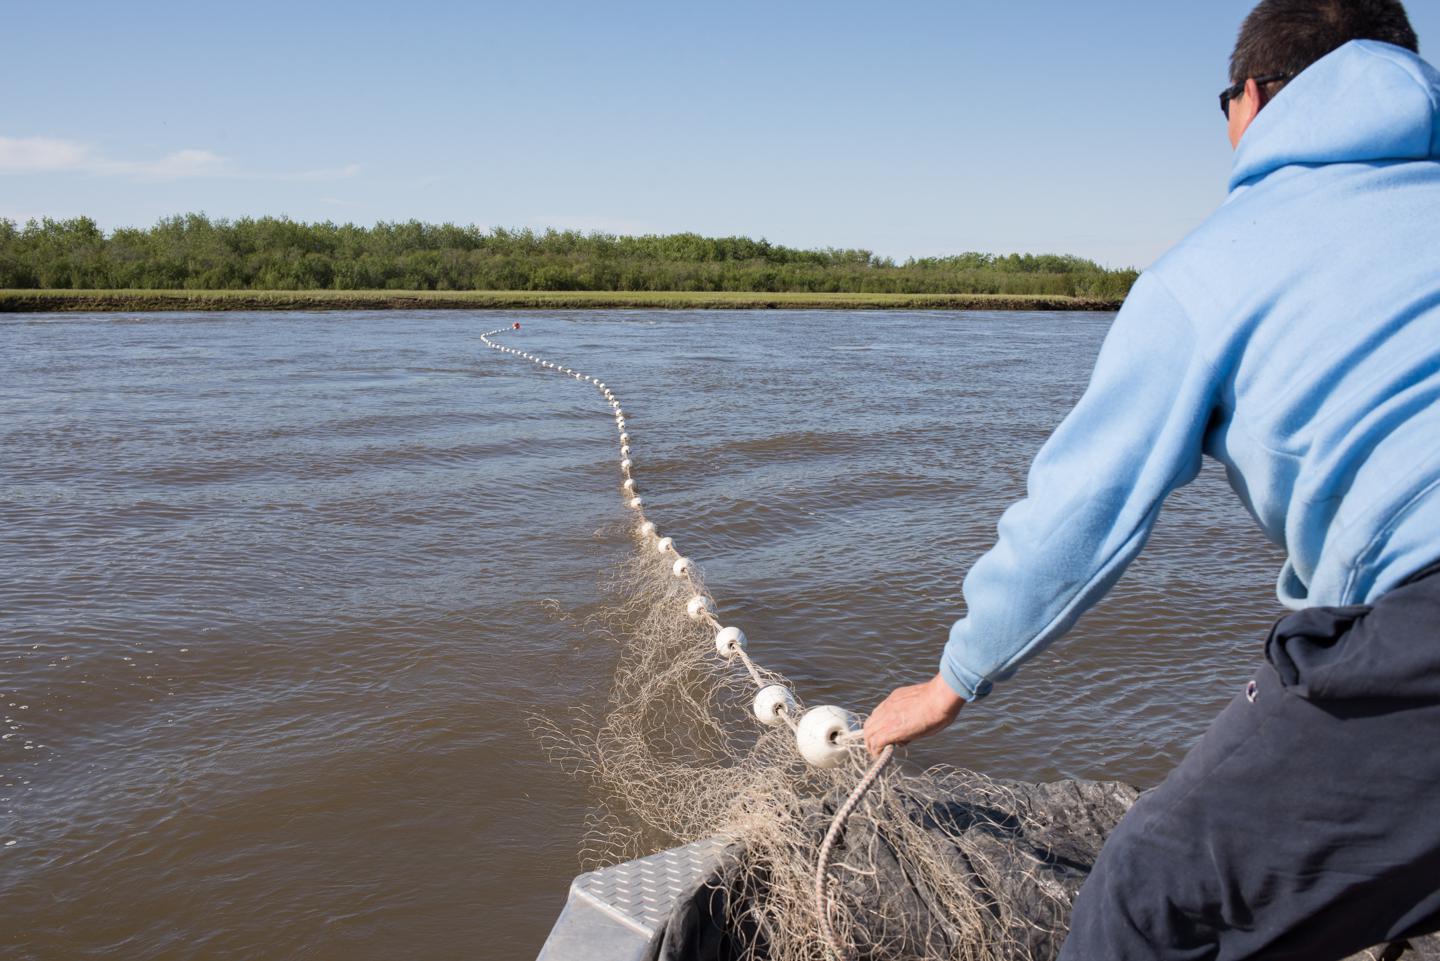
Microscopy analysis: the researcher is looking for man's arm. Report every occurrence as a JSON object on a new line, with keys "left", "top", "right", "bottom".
{"left": 866, "top": 273, "right": 1220, "bottom": 752}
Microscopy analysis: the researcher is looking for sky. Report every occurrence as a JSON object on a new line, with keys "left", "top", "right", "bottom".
{"left": 5, "top": 1, "right": 1438, "bottom": 269}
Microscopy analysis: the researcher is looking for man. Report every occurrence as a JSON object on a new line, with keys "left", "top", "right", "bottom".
{"left": 863, "top": 1, "right": 1440, "bottom": 957}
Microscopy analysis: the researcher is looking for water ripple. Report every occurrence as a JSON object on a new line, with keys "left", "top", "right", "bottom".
{"left": 0, "top": 309, "right": 1285, "bottom": 960}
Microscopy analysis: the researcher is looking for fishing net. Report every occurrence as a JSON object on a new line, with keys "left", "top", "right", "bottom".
{"left": 535, "top": 547, "right": 1138, "bottom": 961}
{"left": 491, "top": 326, "right": 1133, "bottom": 960}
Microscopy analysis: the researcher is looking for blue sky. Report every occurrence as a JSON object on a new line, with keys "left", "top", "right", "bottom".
{"left": 5, "top": 1, "right": 1437, "bottom": 268}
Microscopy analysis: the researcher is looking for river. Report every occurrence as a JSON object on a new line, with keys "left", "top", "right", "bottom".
{"left": 0, "top": 309, "right": 1284, "bottom": 960}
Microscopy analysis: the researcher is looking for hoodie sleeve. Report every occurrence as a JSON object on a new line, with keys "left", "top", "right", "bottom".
{"left": 940, "top": 273, "right": 1219, "bottom": 700}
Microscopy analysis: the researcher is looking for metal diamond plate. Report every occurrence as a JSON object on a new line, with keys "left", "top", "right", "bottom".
{"left": 571, "top": 835, "right": 730, "bottom": 936}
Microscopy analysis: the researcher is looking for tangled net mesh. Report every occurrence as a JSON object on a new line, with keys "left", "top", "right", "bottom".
{"left": 536, "top": 543, "right": 1070, "bottom": 961}
{"left": 485, "top": 325, "right": 1077, "bottom": 960}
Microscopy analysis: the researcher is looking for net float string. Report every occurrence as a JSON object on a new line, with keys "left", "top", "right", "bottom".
{"left": 481, "top": 322, "right": 895, "bottom": 961}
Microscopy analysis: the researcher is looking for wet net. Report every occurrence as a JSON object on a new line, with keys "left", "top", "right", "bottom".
{"left": 487, "top": 327, "right": 1129, "bottom": 961}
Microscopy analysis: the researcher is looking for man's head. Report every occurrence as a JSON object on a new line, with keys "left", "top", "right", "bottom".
{"left": 1224, "top": 0, "right": 1420, "bottom": 147}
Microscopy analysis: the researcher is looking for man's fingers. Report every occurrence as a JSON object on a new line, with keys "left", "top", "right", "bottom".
{"left": 863, "top": 722, "right": 889, "bottom": 756}
{"left": 864, "top": 676, "right": 966, "bottom": 756}
{"left": 863, "top": 697, "right": 913, "bottom": 756}
{"left": 862, "top": 713, "right": 884, "bottom": 755}
{"left": 867, "top": 728, "right": 907, "bottom": 757}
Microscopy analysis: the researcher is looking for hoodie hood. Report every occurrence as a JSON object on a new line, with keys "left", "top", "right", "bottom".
{"left": 1230, "top": 40, "right": 1440, "bottom": 192}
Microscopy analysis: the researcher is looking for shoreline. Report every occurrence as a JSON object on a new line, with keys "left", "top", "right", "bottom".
{"left": 0, "top": 288, "right": 1122, "bottom": 313}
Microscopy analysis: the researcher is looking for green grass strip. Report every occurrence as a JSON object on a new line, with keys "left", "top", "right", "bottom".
{"left": 0, "top": 288, "right": 1121, "bottom": 313}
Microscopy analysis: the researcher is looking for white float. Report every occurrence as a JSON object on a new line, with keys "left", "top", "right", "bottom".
{"left": 655, "top": 536, "right": 674, "bottom": 554}
{"left": 713, "top": 625, "right": 747, "bottom": 657}
{"left": 753, "top": 685, "right": 798, "bottom": 727}
{"left": 620, "top": 458, "right": 633, "bottom": 471}
{"left": 623, "top": 478, "right": 637, "bottom": 493}
{"left": 685, "top": 596, "right": 716, "bottom": 621}
{"left": 795, "top": 706, "right": 859, "bottom": 769}
{"left": 639, "top": 521, "right": 657, "bottom": 538}
{"left": 672, "top": 556, "right": 692, "bottom": 577}
{"left": 630, "top": 496, "right": 644, "bottom": 509}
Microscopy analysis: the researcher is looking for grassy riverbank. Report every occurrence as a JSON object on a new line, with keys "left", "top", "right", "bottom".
{"left": 0, "top": 288, "right": 1123, "bottom": 313}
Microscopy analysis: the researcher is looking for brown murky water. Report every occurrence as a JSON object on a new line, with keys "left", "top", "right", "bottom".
{"left": 0, "top": 310, "right": 1284, "bottom": 960}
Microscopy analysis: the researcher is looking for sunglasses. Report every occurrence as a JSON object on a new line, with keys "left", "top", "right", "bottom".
{"left": 1219, "top": 73, "right": 1292, "bottom": 118}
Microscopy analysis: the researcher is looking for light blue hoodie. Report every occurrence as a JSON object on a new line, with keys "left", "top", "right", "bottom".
{"left": 941, "top": 40, "right": 1440, "bottom": 702}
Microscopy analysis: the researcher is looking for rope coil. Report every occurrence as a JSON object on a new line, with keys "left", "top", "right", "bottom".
{"left": 482, "top": 325, "right": 895, "bottom": 961}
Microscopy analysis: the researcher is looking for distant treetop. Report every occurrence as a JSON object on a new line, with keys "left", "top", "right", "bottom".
{"left": 0, "top": 214, "right": 1138, "bottom": 299}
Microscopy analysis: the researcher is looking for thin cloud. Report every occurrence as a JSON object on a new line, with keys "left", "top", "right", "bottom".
{"left": 0, "top": 135, "right": 359, "bottom": 181}
{"left": 104, "top": 149, "right": 232, "bottom": 178}
{"left": 529, "top": 214, "right": 661, "bottom": 236}
{"left": 0, "top": 136, "right": 94, "bottom": 172}
{"left": 285, "top": 164, "right": 361, "bottom": 182}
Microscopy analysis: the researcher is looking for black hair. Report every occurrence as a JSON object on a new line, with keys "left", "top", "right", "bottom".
{"left": 1231, "top": 0, "right": 1419, "bottom": 86}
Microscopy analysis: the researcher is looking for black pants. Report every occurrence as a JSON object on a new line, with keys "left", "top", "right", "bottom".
{"left": 1060, "top": 562, "right": 1440, "bottom": 960}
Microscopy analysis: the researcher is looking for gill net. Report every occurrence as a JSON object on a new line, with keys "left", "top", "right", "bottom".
{"left": 482, "top": 324, "right": 1088, "bottom": 961}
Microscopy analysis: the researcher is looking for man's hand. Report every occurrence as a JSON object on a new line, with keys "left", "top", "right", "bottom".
{"left": 863, "top": 673, "right": 966, "bottom": 756}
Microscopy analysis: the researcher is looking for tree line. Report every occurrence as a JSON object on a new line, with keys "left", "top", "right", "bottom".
{"left": 0, "top": 214, "right": 1139, "bottom": 299}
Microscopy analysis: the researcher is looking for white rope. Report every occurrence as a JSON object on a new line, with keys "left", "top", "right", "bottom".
{"left": 481, "top": 323, "right": 894, "bottom": 961}
{"left": 733, "top": 645, "right": 767, "bottom": 689}
{"left": 816, "top": 745, "right": 894, "bottom": 960}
